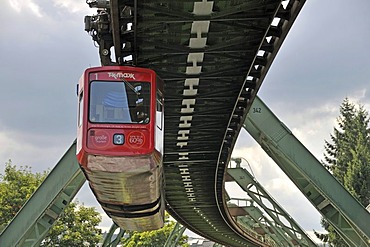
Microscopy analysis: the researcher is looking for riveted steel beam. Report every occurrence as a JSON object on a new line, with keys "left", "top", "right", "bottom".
{"left": 227, "top": 166, "right": 317, "bottom": 246}
{"left": 244, "top": 96, "right": 370, "bottom": 247}
{"left": 0, "top": 141, "right": 86, "bottom": 247}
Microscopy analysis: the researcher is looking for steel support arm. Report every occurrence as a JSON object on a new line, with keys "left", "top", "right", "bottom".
{"left": 102, "top": 223, "right": 125, "bottom": 247}
{"left": 244, "top": 96, "right": 370, "bottom": 247}
{"left": 227, "top": 167, "right": 317, "bottom": 247}
{"left": 0, "top": 141, "right": 86, "bottom": 247}
{"left": 164, "top": 222, "right": 186, "bottom": 247}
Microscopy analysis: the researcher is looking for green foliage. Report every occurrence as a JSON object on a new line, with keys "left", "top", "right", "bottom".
{"left": 41, "top": 201, "right": 102, "bottom": 247}
{"left": 0, "top": 161, "right": 102, "bottom": 246}
{"left": 324, "top": 101, "right": 370, "bottom": 203}
{"left": 343, "top": 106, "right": 370, "bottom": 206}
{"left": 0, "top": 160, "right": 48, "bottom": 231}
{"left": 122, "top": 215, "right": 189, "bottom": 247}
{"left": 323, "top": 98, "right": 357, "bottom": 182}
{"left": 320, "top": 98, "right": 370, "bottom": 246}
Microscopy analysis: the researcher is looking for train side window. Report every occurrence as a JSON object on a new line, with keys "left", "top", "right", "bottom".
{"left": 78, "top": 92, "right": 83, "bottom": 127}
{"left": 156, "top": 92, "right": 163, "bottom": 130}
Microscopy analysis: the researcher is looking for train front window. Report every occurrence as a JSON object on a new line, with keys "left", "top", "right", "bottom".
{"left": 89, "top": 80, "right": 150, "bottom": 124}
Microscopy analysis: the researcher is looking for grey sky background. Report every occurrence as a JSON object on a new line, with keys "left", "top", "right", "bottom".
{"left": 1, "top": 0, "right": 369, "bottom": 241}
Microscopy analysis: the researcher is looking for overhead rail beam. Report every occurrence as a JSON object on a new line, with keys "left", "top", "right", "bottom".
{"left": 84, "top": 0, "right": 307, "bottom": 245}
{"left": 244, "top": 96, "right": 370, "bottom": 247}
{"left": 0, "top": 141, "right": 86, "bottom": 247}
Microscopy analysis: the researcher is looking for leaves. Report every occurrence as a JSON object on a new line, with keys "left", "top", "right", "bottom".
{"left": 122, "top": 214, "right": 189, "bottom": 247}
{"left": 41, "top": 201, "right": 102, "bottom": 247}
{"left": 320, "top": 98, "right": 370, "bottom": 246}
{"left": 0, "top": 160, "right": 48, "bottom": 230}
{"left": 0, "top": 161, "right": 102, "bottom": 246}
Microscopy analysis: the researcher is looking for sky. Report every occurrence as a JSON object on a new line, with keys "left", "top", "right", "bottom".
{"left": 1, "top": 0, "right": 370, "bottom": 243}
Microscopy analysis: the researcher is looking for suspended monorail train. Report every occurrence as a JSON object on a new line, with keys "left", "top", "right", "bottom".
{"left": 76, "top": 66, "right": 165, "bottom": 231}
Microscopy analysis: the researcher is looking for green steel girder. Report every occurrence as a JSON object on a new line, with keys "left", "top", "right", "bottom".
{"left": 232, "top": 206, "right": 268, "bottom": 244}
{"left": 164, "top": 222, "right": 186, "bottom": 247}
{"left": 227, "top": 167, "right": 317, "bottom": 247}
{"left": 0, "top": 141, "right": 86, "bottom": 247}
{"left": 102, "top": 223, "right": 125, "bottom": 247}
{"left": 244, "top": 96, "right": 370, "bottom": 247}
{"left": 244, "top": 208, "right": 289, "bottom": 247}
{"left": 228, "top": 200, "right": 286, "bottom": 246}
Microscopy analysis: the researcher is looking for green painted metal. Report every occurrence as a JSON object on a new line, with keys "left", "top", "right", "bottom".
{"left": 0, "top": 141, "right": 86, "bottom": 247}
{"left": 244, "top": 96, "right": 370, "bottom": 247}
{"left": 227, "top": 166, "right": 317, "bottom": 247}
{"left": 102, "top": 223, "right": 125, "bottom": 247}
{"left": 164, "top": 222, "right": 186, "bottom": 247}
{"left": 228, "top": 200, "right": 281, "bottom": 246}
{"left": 85, "top": 0, "right": 307, "bottom": 245}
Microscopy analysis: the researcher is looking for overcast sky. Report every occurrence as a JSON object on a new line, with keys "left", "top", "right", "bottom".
{"left": 1, "top": 0, "right": 369, "bottom": 242}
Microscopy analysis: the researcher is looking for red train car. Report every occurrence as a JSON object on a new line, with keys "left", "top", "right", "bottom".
{"left": 76, "top": 66, "right": 164, "bottom": 231}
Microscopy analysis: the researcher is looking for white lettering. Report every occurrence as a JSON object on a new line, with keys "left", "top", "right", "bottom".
{"left": 95, "top": 135, "right": 107, "bottom": 143}
{"left": 129, "top": 135, "right": 143, "bottom": 145}
{"left": 183, "top": 78, "right": 199, "bottom": 96}
{"left": 187, "top": 193, "right": 195, "bottom": 198}
{"left": 182, "top": 175, "right": 191, "bottom": 181}
{"left": 181, "top": 99, "right": 196, "bottom": 113}
{"left": 179, "top": 152, "right": 189, "bottom": 160}
{"left": 177, "top": 142, "right": 188, "bottom": 148}
{"left": 183, "top": 181, "right": 193, "bottom": 187}
{"left": 185, "top": 187, "right": 194, "bottom": 193}
{"left": 108, "top": 72, "right": 136, "bottom": 80}
{"left": 179, "top": 116, "right": 193, "bottom": 128}
{"left": 177, "top": 130, "right": 190, "bottom": 141}
{"left": 179, "top": 168, "right": 189, "bottom": 175}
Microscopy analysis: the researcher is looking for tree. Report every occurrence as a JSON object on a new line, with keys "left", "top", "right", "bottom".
{"left": 343, "top": 106, "right": 370, "bottom": 205}
{"left": 41, "top": 201, "right": 102, "bottom": 247}
{"left": 0, "top": 161, "right": 102, "bottom": 246}
{"left": 0, "top": 160, "right": 48, "bottom": 231}
{"left": 323, "top": 98, "right": 356, "bottom": 183}
{"left": 122, "top": 214, "right": 189, "bottom": 247}
{"left": 318, "top": 98, "right": 370, "bottom": 246}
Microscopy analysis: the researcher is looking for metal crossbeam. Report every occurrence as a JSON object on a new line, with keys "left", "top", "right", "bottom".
{"left": 164, "top": 222, "right": 186, "bottom": 247}
{"left": 102, "top": 223, "right": 125, "bottom": 247}
{"left": 228, "top": 200, "right": 286, "bottom": 246}
{"left": 244, "top": 96, "right": 370, "bottom": 247}
{"left": 227, "top": 167, "right": 317, "bottom": 246}
{"left": 0, "top": 141, "right": 86, "bottom": 247}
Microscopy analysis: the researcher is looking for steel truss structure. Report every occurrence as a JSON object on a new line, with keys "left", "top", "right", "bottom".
{"left": 1, "top": 1, "right": 369, "bottom": 246}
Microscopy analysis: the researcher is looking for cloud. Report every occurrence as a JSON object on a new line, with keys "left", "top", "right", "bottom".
{"left": 226, "top": 146, "right": 323, "bottom": 231}
{"left": 53, "top": 0, "right": 92, "bottom": 13}
{"left": 8, "top": 0, "right": 43, "bottom": 17}
{"left": 28, "top": 1, "right": 43, "bottom": 17}
{"left": 231, "top": 106, "right": 332, "bottom": 231}
{"left": 8, "top": 0, "right": 21, "bottom": 12}
{"left": 0, "top": 127, "right": 73, "bottom": 173}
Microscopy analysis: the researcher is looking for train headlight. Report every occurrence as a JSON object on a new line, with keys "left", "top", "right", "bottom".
{"left": 113, "top": 134, "right": 124, "bottom": 145}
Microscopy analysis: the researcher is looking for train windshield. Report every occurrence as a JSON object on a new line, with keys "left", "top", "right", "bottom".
{"left": 89, "top": 80, "right": 150, "bottom": 124}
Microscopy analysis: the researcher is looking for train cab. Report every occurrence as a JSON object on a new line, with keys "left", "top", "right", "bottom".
{"left": 76, "top": 66, "right": 164, "bottom": 231}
